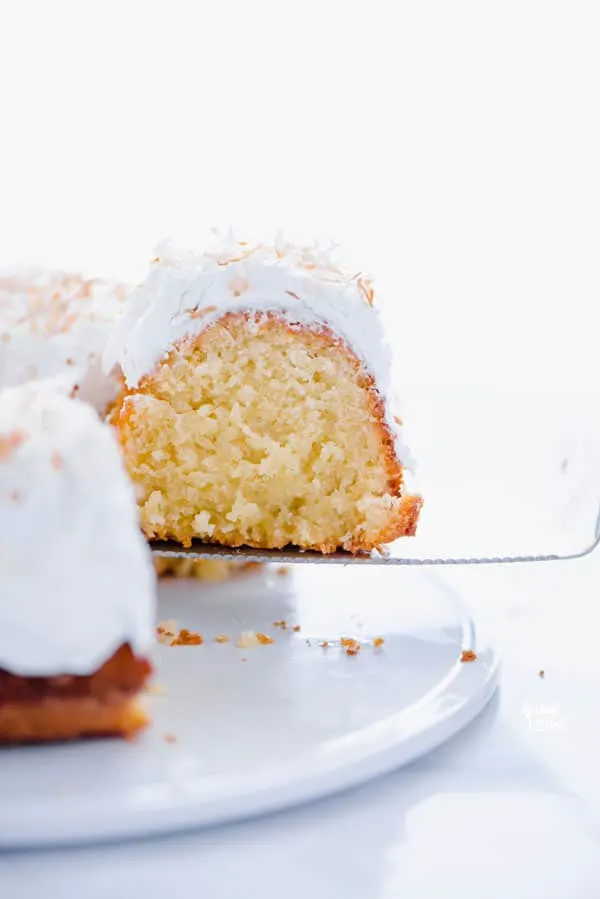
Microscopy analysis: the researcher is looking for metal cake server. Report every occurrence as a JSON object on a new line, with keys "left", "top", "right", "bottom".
{"left": 150, "top": 434, "right": 600, "bottom": 568}
{"left": 149, "top": 500, "right": 600, "bottom": 567}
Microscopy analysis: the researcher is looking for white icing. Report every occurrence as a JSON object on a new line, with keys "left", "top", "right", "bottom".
{"left": 0, "top": 381, "right": 156, "bottom": 676}
{"left": 0, "top": 269, "right": 129, "bottom": 415}
{"left": 104, "top": 233, "right": 414, "bottom": 467}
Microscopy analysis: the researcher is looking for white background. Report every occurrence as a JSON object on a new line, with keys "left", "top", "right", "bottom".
{"left": 2, "top": 7, "right": 600, "bottom": 894}
{"left": 1, "top": 0, "right": 599, "bottom": 389}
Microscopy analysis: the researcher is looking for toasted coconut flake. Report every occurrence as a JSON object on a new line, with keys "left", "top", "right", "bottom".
{"left": 189, "top": 305, "right": 218, "bottom": 320}
{"left": 0, "top": 430, "right": 27, "bottom": 462}
{"left": 357, "top": 276, "right": 375, "bottom": 306}
{"left": 256, "top": 632, "right": 274, "bottom": 645}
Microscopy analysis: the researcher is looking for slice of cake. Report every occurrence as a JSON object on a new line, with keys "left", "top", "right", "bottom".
{"left": 0, "top": 381, "right": 155, "bottom": 744}
{"left": 0, "top": 268, "right": 128, "bottom": 416}
{"left": 105, "top": 234, "right": 422, "bottom": 553}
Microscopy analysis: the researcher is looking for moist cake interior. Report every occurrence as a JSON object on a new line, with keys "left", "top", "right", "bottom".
{"left": 113, "top": 313, "right": 420, "bottom": 553}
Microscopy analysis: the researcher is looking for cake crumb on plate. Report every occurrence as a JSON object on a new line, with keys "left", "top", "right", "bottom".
{"left": 170, "top": 628, "right": 204, "bottom": 646}
{"left": 256, "top": 632, "right": 274, "bottom": 645}
{"left": 341, "top": 638, "right": 361, "bottom": 656}
{"left": 236, "top": 631, "right": 274, "bottom": 648}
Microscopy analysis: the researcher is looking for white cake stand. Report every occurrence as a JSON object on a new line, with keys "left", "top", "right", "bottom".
{"left": 0, "top": 565, "right": 499, "bottom": 848}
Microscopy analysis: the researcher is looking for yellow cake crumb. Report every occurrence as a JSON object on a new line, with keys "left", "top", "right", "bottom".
{"left": 236, "top": 630, "right": 274, "bottom": 648}
{"left": 341, "top": 637, "right": 361, "bottom": 656}
{"left": 170, "top": 628, "right": 204, "bottom": 646}
{"left": 111, "top": 315, "right": 422, "bottom": 553}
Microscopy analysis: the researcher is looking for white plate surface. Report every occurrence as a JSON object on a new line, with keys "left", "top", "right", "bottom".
{"left": 0, "top": 567, "right": 500, "bottom": 848}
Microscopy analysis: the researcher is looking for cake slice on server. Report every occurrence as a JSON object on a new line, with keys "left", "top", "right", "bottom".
{"left": 0, "top": 381, "right": 155, "bottom": 744}
{"left": 105, "top": 234, "right": 422, "bottom": 554}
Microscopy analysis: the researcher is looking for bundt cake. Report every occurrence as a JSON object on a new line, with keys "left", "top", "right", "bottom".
{"left": 106, "top": 235, "right": 422, "bottom": 553}
{"left": 0, "top": 381, "right": 155, "bottom": 744}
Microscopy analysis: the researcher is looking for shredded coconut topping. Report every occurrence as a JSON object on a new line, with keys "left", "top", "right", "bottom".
{"left": 0, "top": 268, "right": 130, "bottom": 414}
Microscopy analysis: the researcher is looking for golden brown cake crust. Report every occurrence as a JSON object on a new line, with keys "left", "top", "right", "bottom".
{"left": 0, "top": 645, "right": 152, "bottom": 745}
{"left": 0, "top": 696, "right": 149, "bottom": 745}
{"left": 110, "top": 312, "right": 423, "bottom": 554}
